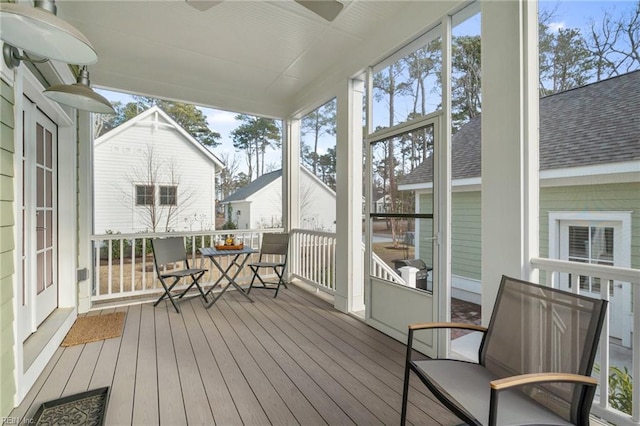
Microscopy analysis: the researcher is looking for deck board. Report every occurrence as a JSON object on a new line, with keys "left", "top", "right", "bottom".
{"left": 10, "top": 284, "right": 460, "bottom": 426}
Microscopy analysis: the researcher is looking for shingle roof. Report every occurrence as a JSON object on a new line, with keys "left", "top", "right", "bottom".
{"left": 401, "top": 70, "right": 640, "bottom": 185}
{"left": 221, "top": 169, "right": 282, "bottom": 203}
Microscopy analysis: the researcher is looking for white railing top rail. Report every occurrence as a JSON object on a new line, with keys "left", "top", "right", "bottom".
{"left": 290, "top": 228, "right": 336, "bottom": 238}
{"left": 91, "top": 228, "right": 284, "bottom": 241}
{"left": 531, "top": 257, "right": 640, "bottom": 283}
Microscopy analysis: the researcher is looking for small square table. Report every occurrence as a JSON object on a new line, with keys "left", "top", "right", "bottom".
{"left": 199, "top": 246, "right": 257, "bottom": 308}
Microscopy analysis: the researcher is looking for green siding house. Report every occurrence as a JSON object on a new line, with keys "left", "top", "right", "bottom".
{"left": 0, "top": 77, "right": 16, "bottom": 417}
{"left": 400, "top": 71, "right": 640, "bottom": 345}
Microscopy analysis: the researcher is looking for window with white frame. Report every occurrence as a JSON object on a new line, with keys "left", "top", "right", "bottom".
{"left": 135, "top": 185, "right": 154, "bottom": 206}
{"left": 159, "top": 185, "right": 177, "bottom": 206}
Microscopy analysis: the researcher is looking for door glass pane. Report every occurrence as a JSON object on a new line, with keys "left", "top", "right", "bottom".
{"left": 370, "top": 124, "right": 433, "bottom": 293}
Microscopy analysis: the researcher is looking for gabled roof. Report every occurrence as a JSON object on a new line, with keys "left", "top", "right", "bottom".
{"left": 221, "top": 166, "right": 336, "bottom": 203}
{"left": 222, "top": 169, "right": 283, "bottom": 203}
{"left": 94, "top": 105, "right": 225, "bottom": 169}
{"left": 401, "top": 70, "right": 640, "bottom": 186}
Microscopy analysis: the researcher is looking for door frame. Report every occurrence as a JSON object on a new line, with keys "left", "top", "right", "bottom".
{"left": 11, "top": 64, "right": 79, "bottom": 404}
{"left": 364, "top": 112, "right": 448, "bottom": 358}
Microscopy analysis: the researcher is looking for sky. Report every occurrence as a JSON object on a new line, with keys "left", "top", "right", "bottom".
{"left": 95, "top": 0, "right": 638, "bottom": 175}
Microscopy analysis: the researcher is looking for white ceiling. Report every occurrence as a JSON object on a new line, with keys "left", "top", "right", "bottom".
{"left": 55, "top": 0, "right": 434, "bottom": 118}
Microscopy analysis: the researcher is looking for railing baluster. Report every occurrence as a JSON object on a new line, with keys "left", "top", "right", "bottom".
{"left": 530, "top": 257, "right": 639, "bottom": 426}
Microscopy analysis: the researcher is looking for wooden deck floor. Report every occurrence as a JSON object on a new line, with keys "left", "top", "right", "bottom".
{"left": 11, "top": 285, "right": 460, "bottom": 425}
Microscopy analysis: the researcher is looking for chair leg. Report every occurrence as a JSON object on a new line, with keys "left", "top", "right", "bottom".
{"left": 247, "top": 267, "right": 259, "bottom": 294}
{"left": 273, "top": 267, "right": 287, "bottom": 298}
{"left": 154, "top": 277, "right": 181, "bottom": 313}
{"left": 178, "top": 271, "right": 207, "bottom": 302}
{"left": 400, "top": 367, "right": 411, "bottom": 425}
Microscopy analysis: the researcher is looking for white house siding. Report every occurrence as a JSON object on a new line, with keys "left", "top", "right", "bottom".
{"left": 248, "top": 179, "right": 283, "bottom": 229}
{"left": 0, "top": 77, "right": 16, "bottom": 416}
{"left": 225, "top": 167, "right": 336, "bottom": 231}
{"left": 94, "top": 111, "right": 217, "bottom": 234}
{"left": 300, "top": 170, "right": 336, "bottom": 232}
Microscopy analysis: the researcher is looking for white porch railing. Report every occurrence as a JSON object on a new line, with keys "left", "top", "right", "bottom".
{"left": 288, "top": 229, "right": 406, "bottom": 295}
{"left": 289, "top": 229, "right": 337, "bottom": 294}
{"left": 531, "top": 257, "right": 640, "bottom": 426}
{"left": 90, "top": 230, "right": 273, "bottom": 302}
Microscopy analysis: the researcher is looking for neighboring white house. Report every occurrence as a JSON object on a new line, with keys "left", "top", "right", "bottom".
{"left": 372, "top": 194, "right": 392, "bottom": 214}
{"left": 94, "top": 106, "right": 224, "bottom": 234}
{"left": 221, "top": 166, "right": 336, "bottom": 231}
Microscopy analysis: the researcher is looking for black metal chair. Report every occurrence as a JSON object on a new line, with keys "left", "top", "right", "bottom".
{"left": 151, "top": 237, "right": 207, "bottom": 313}
{"left": 401, "top": 275, "right": 608, "bottom": 426}
{"left": 247, "top": 233, "right": 290, "bottom": 298}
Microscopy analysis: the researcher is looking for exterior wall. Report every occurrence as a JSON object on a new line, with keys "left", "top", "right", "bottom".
{"left": 94, "top": 114, "right": 216, "bottom": 234}
{"left": 230, "top": 169, "right": 336, "bottom": 231}
{"left": 0, "top": 77, "right": 16, "bottom": 417}
{"left": 299, "top": 171, "right": 336, "bottom": 232}
{"left": 540, "top": 182, "right": 640, "bottom": 269}
{"left": 223, "top": 201, "right": 251, "bottom": 230}
{"left": 418, "top": 181, "right": 639, "bottom": 303}
{"left": 249, "top": 179, "right": 284, "bottom": 229}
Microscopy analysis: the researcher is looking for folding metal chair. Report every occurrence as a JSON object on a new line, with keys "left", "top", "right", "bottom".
{"left": 247, "top": 233, "right": 289, "bottom": 298}
{"left": 151, "top": 237, "right": 207, "bottom": 313}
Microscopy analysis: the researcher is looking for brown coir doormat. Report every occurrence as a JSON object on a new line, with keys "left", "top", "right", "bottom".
{"left": 61, "top": 312, "right": 126, "bottom": 347}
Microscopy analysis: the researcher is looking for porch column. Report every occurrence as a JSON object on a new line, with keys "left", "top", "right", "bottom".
{"left": 334, "top": 77, "right": 364, "bottom": 313}
{"left": 283, "top": 118, "right": 301, "bottom": 231}
{"left": 77, "top": 111, "right": 92, "bottom": 313}
{"left": 480, "top": 0, "right": 539, "bottom": 323}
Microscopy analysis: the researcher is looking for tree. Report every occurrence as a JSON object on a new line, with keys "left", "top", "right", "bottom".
{"left": 539, "top": 22, "right": 594, "bottom": 95}
{"left": 301, "top": 99, "right": 336, "bottom": 176}
{"left": 231, "top": 114, "right": 281, "bottom": 180}
{"left": 217, "top": 152, "right": 241, "bottom": 200}
{"left": 451, "top": 35, "right": 481, "bottom": 130}
{"left": 588, "top": 1, "right": 640, "bottom": 79}
{"left": 94, "top": 96, "right": 221, "bottom": 147}
{"left": 317, "top": 147, "right": 337, "bottom": 190}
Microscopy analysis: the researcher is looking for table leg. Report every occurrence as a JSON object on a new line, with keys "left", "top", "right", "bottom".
{"left": 204, "top": 254, "right": 254, "bottom": 308}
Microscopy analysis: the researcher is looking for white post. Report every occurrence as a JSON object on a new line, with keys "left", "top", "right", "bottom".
{"left": 399, "top": 266, "right": 418, "bottom": 289}
{"left": 480, "top": 0, "right": 539, "bottom": 323}
{"left": 334, "top": 77, "right": 365, "bottom": 313}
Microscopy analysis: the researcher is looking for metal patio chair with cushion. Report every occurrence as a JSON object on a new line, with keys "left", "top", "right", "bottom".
{"left": 401, "top": 275, "right": 607, "bottom": 426}
{"left": 151, "top": 237, "right": 208, "bottom": 313}
{"left": 247, "top": 233, "right": 290, "bottom": 298}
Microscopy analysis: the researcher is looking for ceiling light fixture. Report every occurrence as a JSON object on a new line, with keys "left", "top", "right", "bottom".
{"left": 0, "top": 0, "right": 97, "bottom": 67}
{"left": 44, "top": 66, "right": 115, "bottom": 114}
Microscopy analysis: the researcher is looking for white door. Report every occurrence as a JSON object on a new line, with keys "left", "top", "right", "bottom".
{"left": 19, "top": 101, "right": 58, "bottom": 341}
{"left": 558, "top": 220, "right": 631, "bottom": 347}
{"left": 365, "top": 117, "right": 442, "bottom": 358}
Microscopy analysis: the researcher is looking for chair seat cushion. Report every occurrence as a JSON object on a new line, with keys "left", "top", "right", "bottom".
{"left": 161, "top": 268, "right": 206, "bottom": 278}
{"left": 413, "top": 360, "right": 573, "bottom": 426}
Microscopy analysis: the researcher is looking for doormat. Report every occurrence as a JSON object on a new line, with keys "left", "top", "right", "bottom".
{"left": 61, "top": 312, "right": 126, "bottom": 347}
{"left": 33, "top": 387, "right": 109, "bottom": 426}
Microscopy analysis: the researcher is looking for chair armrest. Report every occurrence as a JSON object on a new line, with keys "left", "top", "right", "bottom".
{"left": 409, "top": 322, "right": 487, "bottom": 333}
{"left": 488, "top": 373, "right": 598, "bottom": 426}
{"left": 405, "top": 322, "right": 487, "bottom": 363}
{"left": 490, "top": 372, "right": 597, "bottom": 391}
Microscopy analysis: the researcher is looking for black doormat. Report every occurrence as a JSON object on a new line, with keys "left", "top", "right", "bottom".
{"left": 33, "top": 387, "right": 109, "bottom": 426}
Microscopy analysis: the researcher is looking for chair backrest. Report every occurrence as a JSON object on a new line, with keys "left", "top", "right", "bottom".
{"left": 480, "top": 275, "right": 607, "bottom": 424}
{"left": 259, "top": 233, "right": 290, "bottom": 258}
{"left": 152, "top": 237, "right": 188, "bottom": 268}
